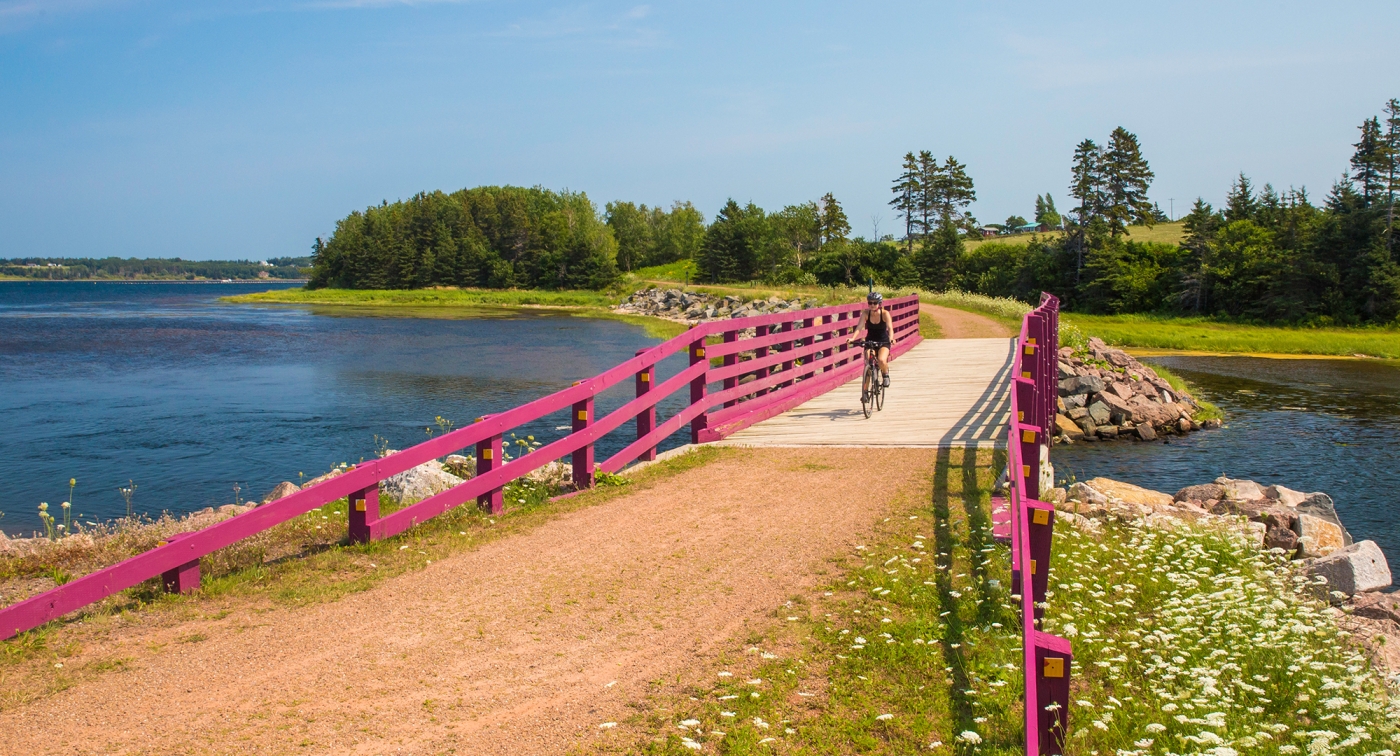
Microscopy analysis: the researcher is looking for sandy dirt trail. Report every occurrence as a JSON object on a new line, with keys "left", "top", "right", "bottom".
{"left": 920, "top": 304, "right": 1012, "bottom": 339}
{"left": 0, "top": 447, "right": 935, "bottom": 756}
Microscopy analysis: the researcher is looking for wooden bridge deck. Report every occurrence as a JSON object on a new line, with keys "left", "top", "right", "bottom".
{"left": 717, "top": 337, "right": 1015, "bottom": 448}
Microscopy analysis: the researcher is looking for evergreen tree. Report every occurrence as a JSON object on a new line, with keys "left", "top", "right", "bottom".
{"left": 889, "top": 153, "right": 920, "bottom": 249}
{"left": 1224, "top": 173, "right": 1258, "bottom": 222}
{"left": 913, "top": 221, "right": 963, "bottom": 291}
{"left": 1102, "top": 127, "right": 1155, "bottom": 235}
{"left": 1351, "top": 116, "right": 1386, "bottom": 206}
{"left": 1070, "top": 139, "right": 1105, "bottom": 224}
{"left": 1177, "top": 199, "right": 1220, "bottom": 313}
{"left": 1385, "top": 99, "right": 1400, "bottom": 248}
{"left": 1036, "top": 194, "right": 1062, "bottom": 227}
{"left": 936, "top": 156, "right": 977, "bottom": 231}
{"left": 818, "top": 193, "right": 851, "bottom": 247}
{"left": 699, "top": 200, "right": 775, "bottom": 282}
{"left": 915, "top": 151, "right": 940, "bottom": 240}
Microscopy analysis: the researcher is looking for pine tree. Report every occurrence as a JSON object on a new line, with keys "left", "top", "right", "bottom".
{"left": 1224, "top": 173, "right": 1257, "bottom": 222}
{"left": 889, "top": 153, "right": 921, "bottom": 249}
{"left": 1352, "top": 116, "right": 1386, "bottom": 206}
{"left": 1178, "top": 199, "right": 1220, "bottom": 313}
{"left": 915, "top": 151, "right": 940, "bottom": 240}
{"left": 936, "top": 156, "right": 976, "bottom": 231}
{"left": 1040, "top": 194, "right": 1061, "bottom": 228}
{"left": 1034, "top": 195, "right": 1046, "bottom": 223}
{"left": 1102, "top": 127, "right": 1155, "bottom": 235}
{"left": 1383, "top": 99, "right": 1400, "bottom": 247}
{"left": 818, "top": 193, "right": 851, "bottom": 248}
{"left": 1070, "top": 140, "right": 1104, "bottom": 224}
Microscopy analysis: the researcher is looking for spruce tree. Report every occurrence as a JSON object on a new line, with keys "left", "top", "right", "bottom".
{"left": 1102, "top": 127, "right": 1155, "bottom": 235}
{"left": 889, "top": 153, "right": 921, "bottom": 250}
{"left": 1178, "top": 199, "right": 1220, "bottom": 313}
{"left": 1382, "top": 99, "right": 1400, "bottom": 246}
{"left": 915, "top": 151, "right": 940, "bottom": 240}
{"left": 818, "top": 193, "right": 851, "bottom": 247}
{"left": 936, "top": 156, "right": 977, "bottom": 231}
{"left": 1224, "top": 173, "right": 1257, "bottom": 222}
{"left": 1040, "top": 194, "right": 1061, "bottom": 228}
{"left": 1352, "top": 116, "right": 1386, "bottom": 206}
{"left": 1068, "top": 139, "right": 1104, "bottom": 279}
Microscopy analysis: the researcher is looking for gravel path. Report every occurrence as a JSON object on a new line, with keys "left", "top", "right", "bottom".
{"left": 921, "top": 304, "right": 1012, "bottom": 339}
{"left": 0, "top": 447, "right": 935, "bottom": 755}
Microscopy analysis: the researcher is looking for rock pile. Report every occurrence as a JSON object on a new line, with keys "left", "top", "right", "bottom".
{"left": 1048, "top": 475, "right": 1391, "bottom": 598}
{"left": 613, "top": 288, "right": 816, "bottom": 324}
{"left": 1054, "top": 337, "right": 1220, "bottom": 444}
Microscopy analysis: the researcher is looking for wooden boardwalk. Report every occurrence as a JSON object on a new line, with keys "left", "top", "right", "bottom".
{"left": 717, "top": 337, "right": 1015, "bottom": 448}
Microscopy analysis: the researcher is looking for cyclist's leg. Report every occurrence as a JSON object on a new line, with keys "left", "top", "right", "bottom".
{"left": 877, "top": 346, "right": 891, "bottom": 386}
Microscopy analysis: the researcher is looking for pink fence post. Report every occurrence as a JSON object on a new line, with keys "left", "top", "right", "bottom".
{"left": 634, "top": 350, "right": 657, "bottom": 462}
{"left": 348, "top": 483, "right": 380, "bottom": 544}
{"left": 476, "top": 434, "right": 504, "bottom": 514}
{"left": 821, "top": 314, "right": 834, "bottom": 372}
{"left": 1033, "top": 632, "right": 1073, "bottom": 755}
{"left": 753, "top": 324, "right": 770, "bottom": 397}
{"left": 572, "top": 397, "right": 595, "bottom": 489}
{"left": 835, "top": 311, "right": 851, "bottom": 366}
{"left": 159, "top": 533, "right": 200, "bottom": 594}
{"left": 722, "top": 329, "right": 739, "bottom": 408}
{"left": 779, "top": 320, "right": 795, "bottom": 388}
{"left": 1027, "top": 501, "right": 1056, "bottom": 621}
{"left": 689, "top": 335, "right": 709, "bottom": 443}
{"left": 801, "top": 316, "right": 815, "bottom": 380}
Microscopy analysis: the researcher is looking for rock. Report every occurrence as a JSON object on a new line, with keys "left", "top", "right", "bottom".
{"left": 1352, "top": 592, "right": 1400, "bottom": 624}
{"left": 303, "top": 468, "right": 345, "bottom": 488}
{"left": 1058, "top": 362, "right": 1075, "bottom": 380}
{"left": 1177, "top": 417, "right": 1192, "bottom": 434}
{"left": 1083, "top": 477, "right": 1174, "bottom": 509}
{"left": 1062, "top": 393, "right": 1086, "bottom": 409}
{"left": 1201, "top": 418, "right": 1222, "bottom": 430}
{"left": 1214, "top": 477, "right": 1266, "bottom": 502}
{"left": 1056, "top": 396, "right": 1067, "bottom": 412}
{"left": 443, "top": 454, "right": 476, "bottom": 478}
{"left": 1058, "top": 375, "right": 1105, "bottom": 396}
{"left": 1087, "top": 401, "right": 1111, "bottom": 426}
{"left": 1264, "top": 524, "right": 1299, "bottom": 551}
{"left": 1134, "top": 423, "right": 1156, "bottom": 441}
{"left": 1297, "top": 513, "right": 1347, "bottom": 557}
{"left": 1067, "top": 407, "right": 1089, "bottom": 420}
{"left": 1241, "top": 520, "right": 1267, "bottom": 548}
{"left": 1043, "top": 487, "right": 1068, "bottom": 505}
{"left": 1174, "top": 483, "right": 1225, "bottom": 503}
{"left": 1068, "top": 481, "right": 1109, "bottom": 507}
{"left": 1305, "top": 540, "right": 1392, "bottom": 596}
{"left": 527, "top": 461, "right": 572, "bottom": 488}
{"left": 1096, "top": 425, "right": 1119, "bottom": 440}
{"left": 1075, "top": 416, "right": 1097, "bottom": 436}
{"left": 261, "top": 481, "right": 300, "bottom": 505}
{"left": 1097, "top": 392, "right": 1135, "bottom": 423}
{"left": 382, "top": 461, "right": 464, "bottom": 503}
{"left": 1055, "top": 414, "right": 1085, "bottom": 441}
{"left": 1264, "top": 484, "right": 1307, "bottom": 508}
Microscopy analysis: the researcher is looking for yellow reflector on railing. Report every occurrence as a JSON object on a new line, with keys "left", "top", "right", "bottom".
{"left": 354, "top": 501, "right": 366, "bottom": 512}
{"left": 1024, "top": 344, "right": 1035, "bottom": 355}
{"left": 695, "top": 347, "right": 706, "bottom": 357}
{"left": 1033, "top": 509, "right": 1049, "bottom": 525}
{"left": 482, "top": 449, "right": 493, "bottom": 460}
{"left": 1022, "top": 464, "right": 1031, "bottom": 478}
{"left": 1022, "top": 429, "right": 1037, "bottom": 443}
{"left": 1030, "top": 558, "right": 1037, "bottom": 575}
{"left": 578, "top": 410, "right": 588, "bottom": 421}
{"left": 1021, "top": 371, "right": 1032, "bottom": 379}
{"left": 641, "top": 373, "right": 650, "bottom": 382}
{"left": 1044, "top": 657, "right": 1064, "bottom": 678}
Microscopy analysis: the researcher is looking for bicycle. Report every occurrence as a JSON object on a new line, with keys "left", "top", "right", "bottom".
{"left": 852, "top": 339, "right": 888, "bottom": 418}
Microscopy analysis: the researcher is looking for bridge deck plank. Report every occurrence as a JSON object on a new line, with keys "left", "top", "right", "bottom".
{"left": 716, "top": 337, "right": 1015, "bottom": 448}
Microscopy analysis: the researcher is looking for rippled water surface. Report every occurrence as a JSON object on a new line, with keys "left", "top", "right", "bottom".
{"left": 1054, "top": 354, "right": 1400, "bottom": 578}
{"left": 0, "top": 282, "right": 689, "bottom": 533}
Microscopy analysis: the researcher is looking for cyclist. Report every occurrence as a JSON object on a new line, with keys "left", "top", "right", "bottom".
{"left": 847, "top": 292, "right": 895, "bottom": 387}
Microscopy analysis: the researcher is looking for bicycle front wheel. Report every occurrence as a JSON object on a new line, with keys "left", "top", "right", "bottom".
{"left": 861, "top": 365, "right": 874, "bottom": 418}
{"left": 875, "top": 378, "right": 885, "bottom": 411}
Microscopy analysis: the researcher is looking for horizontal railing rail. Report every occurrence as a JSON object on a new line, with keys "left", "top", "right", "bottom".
{"left": 1, "top": 293, "right": 922, "bottom": 640}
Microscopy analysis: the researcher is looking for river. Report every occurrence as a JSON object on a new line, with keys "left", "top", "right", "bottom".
{"left": 0, "top": 281, "right": 691, "bottom": 534}
{"left": 1054, "top": 354, "right": 1400, "bottom": 581}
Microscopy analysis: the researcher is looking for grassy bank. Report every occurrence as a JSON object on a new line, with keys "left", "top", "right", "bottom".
{"left": 1062, "top": 314, "right": 1400, "bottom": 359}
{"left": 594, "top": 449, "right": 1396, "bottom": 755}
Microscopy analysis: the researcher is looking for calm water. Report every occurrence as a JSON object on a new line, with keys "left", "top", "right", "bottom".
{"left": 0, "top": 282, "right": 690, "bottom": 534}
{"left": 1055, "top": 354, "right": 1400, "bottom": 580}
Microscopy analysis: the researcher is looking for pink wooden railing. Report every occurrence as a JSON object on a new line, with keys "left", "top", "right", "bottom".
{"left": 1004, "top": 293, "right": 1073, "bottom": 755}
{"left": 0, "top": 294, "right": 921, "bottom": 640}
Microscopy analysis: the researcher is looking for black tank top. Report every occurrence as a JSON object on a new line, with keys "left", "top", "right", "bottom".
{"left": 865, "top": 310, "right": 890, "bottom": 343}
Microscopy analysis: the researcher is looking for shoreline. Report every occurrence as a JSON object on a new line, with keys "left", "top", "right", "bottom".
{"left": 1, "top": 278, "right": 308, "bottom": 284}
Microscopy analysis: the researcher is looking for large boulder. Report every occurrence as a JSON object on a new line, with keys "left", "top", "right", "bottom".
{"left": 1097, "top": 392, "right": 1136, "bottom": 424}
{"left": 1214, "top": 477, "right": 1266, "bottom": 501}
{"left": 1264, "top": 484, "right": 1307, "bottom": 507}
{"left": 382, "top": 461, "right": 464, "bottom": 503}
{"left": 1174, "top": 483, "right": 1226, "bottom": 503}
{"left": 1264, "top": 525, "right": 1299, "bottom": 551}
{"left": 261, "top": 481, "right": 300, "bottom": 505}
{"left": 1055, "top": 414, "right": 1085, "bottom": 441}
{"left": 1297, "top": 513, "right": 1347, "bottom": 557}
{"left": 1082, "top": 477, "right": 1173, "bottom": 509}
{"left": 1134, "top": 423, "right": 1156, "bottom": 441}
{"left": 1086, "top": 401, "right": 1112, "bottom": 426}
{"left": 1059, "top": 375, "right": 1105, "bottom": 396}
{"left": 1305, "top": 540, "right": 1392, "bottom": 596}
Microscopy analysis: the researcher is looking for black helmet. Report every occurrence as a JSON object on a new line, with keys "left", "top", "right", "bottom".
{"left": 867, "top": 292, "right": 884, "bottom": 305}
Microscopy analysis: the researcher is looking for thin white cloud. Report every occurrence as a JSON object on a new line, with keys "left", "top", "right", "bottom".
{"left": 493, "top": 3, "right": 663, "bottom": 48}
{"left": 0, "top": 0, "right": 128, "bottom": 33}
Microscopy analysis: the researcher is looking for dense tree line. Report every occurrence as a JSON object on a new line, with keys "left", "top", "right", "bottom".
{"left": 309, "top": 186, "right": 620, "bottom": 290}
{"left": 0, "top": 257, "right": 307, "bottom": 280}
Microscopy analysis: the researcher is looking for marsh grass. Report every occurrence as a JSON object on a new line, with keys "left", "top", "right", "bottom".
{"left": 595, "top": 449, "right": 1396, "bottom": 756}
{"left": 1062, "top": 314, "right": 1400, "bottom": 359}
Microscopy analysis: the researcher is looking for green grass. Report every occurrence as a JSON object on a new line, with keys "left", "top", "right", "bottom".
{"left": 223, "top": 286, "right": 619, "bottom": 309}
{"left": 600, "top": 449, "right": 1396, "bottom": 755}
{"left": 1148, "top": 363, "right": 1224, "bottom": 421}
{"left": 1061, "top": 314, "right": 1400, "bottom": 359}
{"left": 963, "top": 221, "right": 1185, "bottom": 254}
{"left": 629, "top": 260, "right": 699, "bottom": 282}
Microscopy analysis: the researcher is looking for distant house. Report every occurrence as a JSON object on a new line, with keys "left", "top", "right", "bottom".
{"left": 979, "top": 226, "right": 1001, "bottom": 238}
{"left": 1012, "top": 223, "right": 1051, "bottom": 235}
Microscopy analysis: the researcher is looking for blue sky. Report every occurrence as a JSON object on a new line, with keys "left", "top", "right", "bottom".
{"left": 2, "top": 1, "right": 1398, "bottom": 261}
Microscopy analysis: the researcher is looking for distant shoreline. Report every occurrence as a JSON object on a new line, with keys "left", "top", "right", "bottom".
{"left": 0, "top": 278, "right": 309, "bottom": 284}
